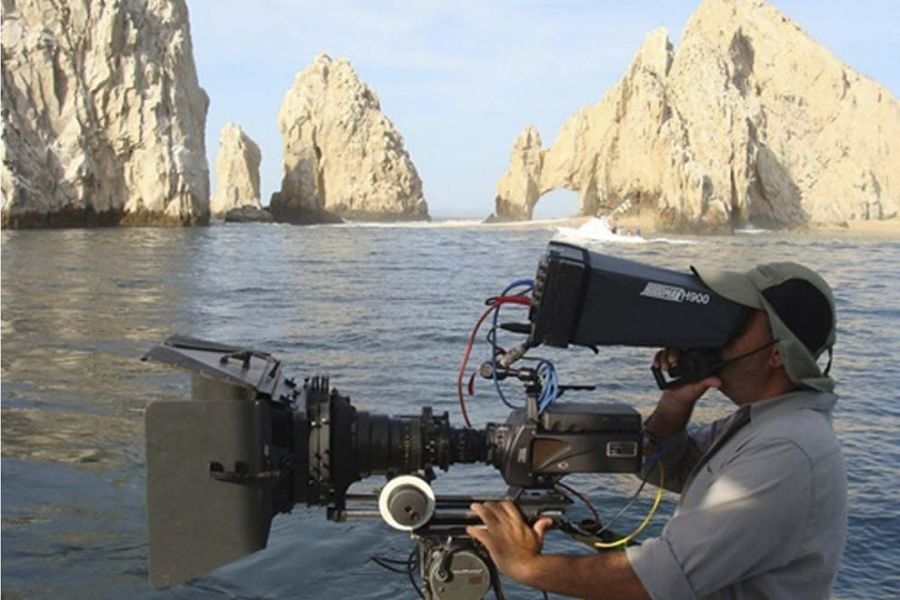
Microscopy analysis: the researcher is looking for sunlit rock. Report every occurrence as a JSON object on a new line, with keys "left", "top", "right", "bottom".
{"left": 271, "top": 54, "right": 429, "bottom": 224}
{"left": 494, "top": 0, "right": 899, "bottom": 231}
{"left": 210, "top": 122, "right": 262, "bottom": 218}
{"left": 1, "top": 0, "right": 210, "bottom": 229}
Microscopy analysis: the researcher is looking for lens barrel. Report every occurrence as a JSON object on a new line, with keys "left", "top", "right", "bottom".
{"left": 295, "top": 378, "right": 485, "bottom": 508}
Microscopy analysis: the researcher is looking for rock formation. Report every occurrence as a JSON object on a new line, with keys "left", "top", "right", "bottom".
{"left": 223, "top": 204, "right": 272, "bottom": 223}
{"left": 1, "top": 0, "right": 209, "bottom": 229}
{"left": 493, "top": 127, "right": 544, "bottom": 221}
{"left": 271, "top": 54, "right": 428, "bottom": 223}
{"left": 210, "top": 122, "right": 263, "bottom": 217}
{"left": 493, "top": 0, "right": 900, "bottom": 231}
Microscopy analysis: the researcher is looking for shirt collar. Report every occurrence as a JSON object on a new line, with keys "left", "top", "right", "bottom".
{"left": 747, "top": 389, "right": 838, "bottom": 423}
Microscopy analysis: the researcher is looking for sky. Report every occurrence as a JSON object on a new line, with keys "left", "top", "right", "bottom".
{"left": 185, "top": 0, "right": 900, "bottom": 219}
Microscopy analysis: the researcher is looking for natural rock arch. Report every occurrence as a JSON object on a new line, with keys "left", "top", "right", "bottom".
{"left": 492, "top": 0, "right": 899, "bottom": 232}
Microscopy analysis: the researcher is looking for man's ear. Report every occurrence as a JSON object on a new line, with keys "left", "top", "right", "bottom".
{"left": 770, "top": 345, "right": 784, "bottom": 368}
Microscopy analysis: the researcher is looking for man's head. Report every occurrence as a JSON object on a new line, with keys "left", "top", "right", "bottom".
{"left": 692, "top": 262, "right": 837, "bottom": 394}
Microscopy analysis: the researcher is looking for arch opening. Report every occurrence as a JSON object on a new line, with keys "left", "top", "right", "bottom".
{"left": 531, "top": 188, "right": 580, "bottom": 220}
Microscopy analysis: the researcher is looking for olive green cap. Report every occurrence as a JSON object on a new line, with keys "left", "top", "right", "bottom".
{"left": 691, "top": 262, "right": 837, "bottom": 392}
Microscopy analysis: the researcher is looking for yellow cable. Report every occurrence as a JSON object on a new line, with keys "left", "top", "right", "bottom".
{"left": 592, "top": 461, "right": 665, "bottom": 549}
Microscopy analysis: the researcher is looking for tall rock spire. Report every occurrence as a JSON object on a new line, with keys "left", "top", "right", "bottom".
{"left": 210, "top": 123, "right": 262, "bottom": 217}
{"left": 270, "top": 54, "right": 429, "bottom": 224}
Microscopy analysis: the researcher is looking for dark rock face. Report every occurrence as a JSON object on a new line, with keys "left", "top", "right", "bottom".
{"left": 223, "top": 206, "right": 273, "bottom": 223}
{"left": 1, "top": 206, "right": 207, "bottom": 230}
{"left": 267, "top": 194, "right": 342, "bottom": 224}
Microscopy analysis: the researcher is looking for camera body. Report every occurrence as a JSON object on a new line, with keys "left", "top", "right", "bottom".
{"left": 485, "top": 402, "right": 641, "bottom": 487}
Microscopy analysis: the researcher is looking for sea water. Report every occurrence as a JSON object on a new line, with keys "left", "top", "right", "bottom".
{"left": 2, "top": 219, "right": 898, "bottom": 598}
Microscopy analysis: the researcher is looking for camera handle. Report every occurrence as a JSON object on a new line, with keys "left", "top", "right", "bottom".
{"left": 478, "top": 361, "right": 543, "bottom": 422}
{"left": 651, "top": 348, "right": 722, "bottom": 389}
{"left": 652, "top": 341, "right": 780, "bottom": 389}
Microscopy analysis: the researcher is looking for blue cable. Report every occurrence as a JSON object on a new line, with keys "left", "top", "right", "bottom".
{"left": 536, "top": 360, "right": 560, "bottom": 413}
{"left": 491, "top": 279, "right": 534, "bottom": 409}
{"left": 644, "top": 452, "right": 664, "bottom": 464}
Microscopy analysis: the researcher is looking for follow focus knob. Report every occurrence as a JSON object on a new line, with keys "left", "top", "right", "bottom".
{"left": 378, "top": 475, "right": 436, "bottom": 531}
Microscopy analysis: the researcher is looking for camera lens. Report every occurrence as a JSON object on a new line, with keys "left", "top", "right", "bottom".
{"left": 293, "top": 378, "right": 486, "bottom": 508}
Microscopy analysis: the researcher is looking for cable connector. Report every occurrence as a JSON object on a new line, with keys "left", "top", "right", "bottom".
{"left": 498, "top": 342, "right": 529, "bottom": 368}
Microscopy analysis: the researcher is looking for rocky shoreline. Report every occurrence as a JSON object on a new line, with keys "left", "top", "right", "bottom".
{"left": 0, "top": 206, "right": 208, "bottom": 230}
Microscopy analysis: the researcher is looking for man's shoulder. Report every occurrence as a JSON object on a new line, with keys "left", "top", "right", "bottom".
{"left": 747, "top": 390, "right": 841, "bottom": 462}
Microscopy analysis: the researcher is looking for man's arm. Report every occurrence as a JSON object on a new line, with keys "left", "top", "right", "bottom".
{"left": 469, "top": 439, "right": 814, "bottom": 600}
{"left": 640, "top": 350, "right": 721, "bottom": 493}
{"left": 517, "top": 551, "right": 649, "bottom": 600}
{"left": 466, "top": 501, "right": 649, "bottom": 600}
{"left": 645, "top": 349, "right": 721, "bottom": 440}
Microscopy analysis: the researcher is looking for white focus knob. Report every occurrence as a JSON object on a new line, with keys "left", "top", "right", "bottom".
{"left": 378, "top": 475, "right": 436, "bottom": 531}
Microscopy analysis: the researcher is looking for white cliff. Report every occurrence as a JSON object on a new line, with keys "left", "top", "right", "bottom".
{"left": 494, "top": 0, "right": 900, "bottom": 231}
{"left": 1, "top": 0, "right": 209, "bottom": 228}
{"left": 270, "top": 54, "right": 428, "bottom": 223}
{"left": 210, "top": 122, "right": 262, "bottom": 217}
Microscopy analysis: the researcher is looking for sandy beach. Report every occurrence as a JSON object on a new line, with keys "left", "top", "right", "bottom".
{"left": 806, "top": 218, "right": 900, "bottom": 238}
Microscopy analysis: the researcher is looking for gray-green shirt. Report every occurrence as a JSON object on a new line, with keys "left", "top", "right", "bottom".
{"left": 626, "top": 390, "right": 847, "bottom": 600}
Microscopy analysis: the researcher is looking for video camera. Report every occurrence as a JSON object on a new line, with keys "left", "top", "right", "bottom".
{"left": 144, "top": 241, "right": 750, "bottom": 597}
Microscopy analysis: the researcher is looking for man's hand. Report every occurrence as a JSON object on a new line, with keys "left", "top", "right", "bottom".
{"left": 465, "top": 501, "right": 650, "bottom": 600}
{"left": 465, "top": 501, "right": 554, "bottom": 585}
{"left": 646, "top": 349, "right": 721, "bottom": 439}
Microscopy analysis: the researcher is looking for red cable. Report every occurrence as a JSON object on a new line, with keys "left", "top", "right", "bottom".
{"left": 492, "top": 295, "right": 532, "bottom": 307}
{"left": 456, "top": 296, "right": 532, "bottom": 428}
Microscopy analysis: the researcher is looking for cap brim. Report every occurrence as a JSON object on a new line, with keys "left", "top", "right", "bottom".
{"left": 691, "top": 266, "right": 763, "bottom": 308}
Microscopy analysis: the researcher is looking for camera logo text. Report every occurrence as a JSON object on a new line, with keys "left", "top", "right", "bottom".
{"left": 640, "top": 282, "right": 710, "bottom": 305}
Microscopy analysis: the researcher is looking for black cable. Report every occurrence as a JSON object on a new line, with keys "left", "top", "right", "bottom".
{"left": 555, "top": 481, "right": 600, "bottom": 523}
{"left": 541, "top": 591, "right": 549, "bottom": 600}
{"left": 372, "top": 556, "right": 411, "bottom": 565}
{"left": 557, "top": 460, "right": 662, "bottom": 548}
{"left": 591, "top": 461, "right": 658, "bottom": 537}
{"left": 408, "top": 547, "right": 424, "bottom": 599}
{"left": 370, "top": 556, "right": 412, "bottom": 574}
{"left": 491, "top": 566, "right": 506, "bottom": 600}
{"left": 486, "top": 327, "right": 506, "bottom": 353}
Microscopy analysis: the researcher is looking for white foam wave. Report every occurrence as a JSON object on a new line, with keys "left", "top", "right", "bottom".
{"left": 552, "top": 217, "right": 699, "bottom": 245}
{"left": 554, "top": 217, "right": 644, "bottom": 244}
{"left": 735, "top": 225, "right": 772, "bottom": 235}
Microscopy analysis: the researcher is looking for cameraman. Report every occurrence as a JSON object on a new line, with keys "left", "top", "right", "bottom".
{"left": 467, "top": 263, "right": 847, "bottom": 600}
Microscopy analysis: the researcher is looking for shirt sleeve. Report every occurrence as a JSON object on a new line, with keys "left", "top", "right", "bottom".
{"left": 643, "top": 420, "right": 717, "bottom": 494}
{"left": 627, "top": 438, "right": 813, "bottom": 600}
